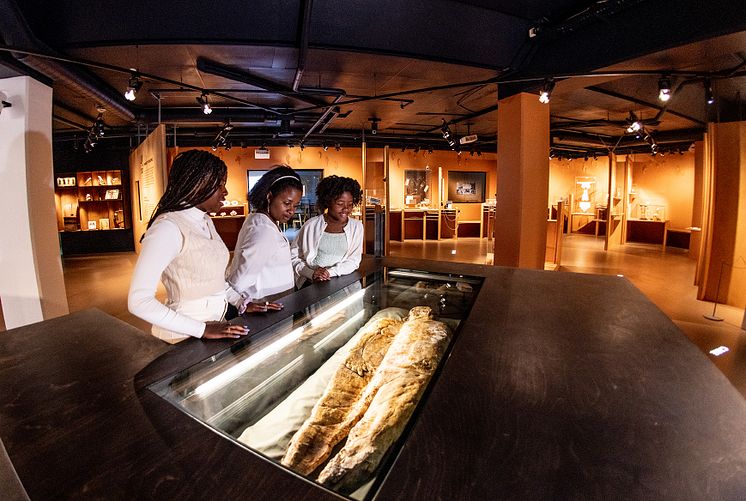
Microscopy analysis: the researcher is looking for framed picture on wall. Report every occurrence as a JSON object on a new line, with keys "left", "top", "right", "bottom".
{"left": 404, "top": 169, "right": 430, "bottom": 205}
{"left": 447, "top": 171, "right": 486, "bottom": 203}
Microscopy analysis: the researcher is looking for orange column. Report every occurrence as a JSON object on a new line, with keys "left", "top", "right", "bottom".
{"left": 493, "top": 92, "right": 550, "bottom": 268}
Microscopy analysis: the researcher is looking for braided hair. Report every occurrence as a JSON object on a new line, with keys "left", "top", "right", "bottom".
{"left": 316, "top": 175, "right": 362, "bottom": 213}
{"left": 145, "top": 149, "right": 227, "bottom": 232}
{"left": 249, "top": 165, "right": 303, "bottom": 213}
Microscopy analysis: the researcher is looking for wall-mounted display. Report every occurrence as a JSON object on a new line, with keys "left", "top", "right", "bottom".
{"left": 404, "top": 169, "right": 431, "bottom": 206}
{"left": 447, "top": 171, "right": 486, "bottom": 203}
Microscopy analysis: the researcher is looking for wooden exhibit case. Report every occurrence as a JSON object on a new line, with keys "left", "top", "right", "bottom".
{"left": 2, "top": 256, "right": 746, "bottom": 500}
{"left": 54, "top": 169, "right": 134, "bottom": 254}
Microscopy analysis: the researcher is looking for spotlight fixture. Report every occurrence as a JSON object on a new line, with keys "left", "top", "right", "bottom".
{"left": 196, "top": 93, "right": 212, "bottom": 114}
{"left": 277, "top": 117, "right": 293, "bottom": 137}
{"left": 401, "top": 145, "right": 406, "bottom": 152}
{"left": 322, "top": 142, "right": 329, "bottom": 151}
{"left": 625, "top": 111, "right": 642, "bottom": 134}
{"left": 211, "top": 120, "right": 233, "bottom": 150}
{"left": 441, "top": 120, "right": 457, "bottom": 150}
{"left": 658, "top": 76, "right": 672, "bottom": 102}
{"left": 704, "top": 78, "right": 715, "bottom": 105}
{"left": 300, "top": 142, "right": 305, "bottom": 151}
{"left": 0, "top": 97, "right": 11, "bottom": 115}
{"left": 124, "top": 73, "right": 143, "bottom": 101}
{"left": 369, "top": 117, "right": 380, "bottom": 135}
{"left": 538, "top": 78, "right": 555, "bottom": 104}
{"left": 427, "top": 145, "right": 433, "bottom": 154}
{"left": 335, "top": 143, "right": 341, "bottom": 151}
{"left": 83, "top": 112, "right": 105, "bottom": 153}
{"left": 94, "top": 113, "right": 105, "bottom": 137}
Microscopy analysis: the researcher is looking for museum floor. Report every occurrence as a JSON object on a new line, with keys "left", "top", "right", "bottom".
{"left": 2, "top": 234, "right": 744, "bottom": 397}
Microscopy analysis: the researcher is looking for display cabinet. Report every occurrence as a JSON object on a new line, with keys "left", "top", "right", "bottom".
{"left": 147, "top": 267, "right": 483, "bottom": 500}
{"left": 209, "top": 202, "right": 247, "bottom": 250}
{"left": 55, "top": 170, "right": 128, "bottom": 232}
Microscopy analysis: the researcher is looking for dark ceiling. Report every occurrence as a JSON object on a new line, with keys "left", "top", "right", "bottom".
{"left": 1, "top": 0, "right": 745, "bottom": 157}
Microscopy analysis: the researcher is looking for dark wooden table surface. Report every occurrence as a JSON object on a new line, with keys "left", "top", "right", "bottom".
{"left": 2, "top": 256, "right": 746, "bottom": 500}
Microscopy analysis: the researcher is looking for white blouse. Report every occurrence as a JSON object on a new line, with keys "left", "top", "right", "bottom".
{"left": 128, "top": 207, "right": 243, "bottom": 340}
{"left": 227, "top": 212, "right": 295, "bottom": 302}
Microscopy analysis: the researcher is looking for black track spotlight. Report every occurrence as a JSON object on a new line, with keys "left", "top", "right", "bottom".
{"left": 369, "top": 117, "right": 380, "bottom": 135}
{"left": 538, "top": 78, "right": 555, "bottom": 104}
{"left": 625, "top": 111, "right": 642, "bottom": 134}
{"left": 658, "top": 76, "right": 672, "bottom": 102}
{"left": 124, "top": 73, "right": 143, "bottom": 101}
{"left": 335, "top": 143, "right": 341, "bottom": 151}
{"left": 441, "top": 120, "right": 457, "bottom": 150}
{"left": 704, "top": 78, "right": 715, "bottom": 105}
{"left": 196, "top": 93, "right": 212, "bottom": 115}
{"left": 322, "top": 142, "right": 329, "bottom": 151}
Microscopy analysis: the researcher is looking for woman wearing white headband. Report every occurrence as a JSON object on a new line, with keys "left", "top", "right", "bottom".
{"left": 227, "top": 165, "right": 303, "bottom": 312}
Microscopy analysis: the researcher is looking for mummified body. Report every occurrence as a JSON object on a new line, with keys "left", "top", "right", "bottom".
{"left": 317, "top": 306, "right": 451, "bottom": 492}
{"left": 280, "top": 316, "right": 403, "bottom": 475}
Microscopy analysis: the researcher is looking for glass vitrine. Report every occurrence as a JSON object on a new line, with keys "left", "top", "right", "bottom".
{"left": 148, "top": 268, "right": 483, "bottom": 499}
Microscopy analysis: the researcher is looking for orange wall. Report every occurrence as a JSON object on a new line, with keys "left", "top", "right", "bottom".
{"left": 387, "top": 150, "right": 497, "bottom": 220}
{"left": 173, "top": 146, "right": 364, "bottom": 205}
{"left": 173, "top": 146, "right": 498, "bottom": 222}
{"left": 549, "top": 152, "right": 695, "bottom": 229}
{"left": 629, "top": 152, "right": 694, "bottom": 229}
{"left": 549, "top": 157, "right": 610, "bottom": 208}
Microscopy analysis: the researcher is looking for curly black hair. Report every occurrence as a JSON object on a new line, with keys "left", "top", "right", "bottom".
{"left": 315, "top": 175, "right": 362, "bottom": 212}
{"left": 248, "top": 165, "right": 303, "bottom": 213}
{"left": 146, "top": 149, "right": 226, "bottom": 231}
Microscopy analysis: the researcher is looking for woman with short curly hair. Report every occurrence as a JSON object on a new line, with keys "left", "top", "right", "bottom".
{"left": 290, "top": 175, "right": 364, "bottom": 288}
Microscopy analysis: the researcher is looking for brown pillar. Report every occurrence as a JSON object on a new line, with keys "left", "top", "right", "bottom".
{"left": 698, "top": 122, "right": 746, "bottom": 308}
{"left": 493, "top": 92, "right": 550, "bottom": 268}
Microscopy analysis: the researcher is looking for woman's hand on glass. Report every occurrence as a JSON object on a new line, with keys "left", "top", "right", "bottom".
{"left": 312, "top": 267, "right": 331, "bottom": 282}
{"left": 240, "top": 299, "right": 284, "bottom": 313}
{"left": 202, "top": 321, "right": 249, "bottom": 339}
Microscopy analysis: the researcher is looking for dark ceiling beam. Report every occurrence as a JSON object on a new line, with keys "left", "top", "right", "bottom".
{"left": 196, "top": 57, "right": 330, "bottom": 108}
{"left": 0, "top": 0, "right": 135, "bottom": 121}
{"left": 421, "top": 104, "right": 498, "bottom": 135}
{"left": 53, "top": 100, "right": 97, "bottom": 124}
{"left": 586, "top": 85, "right": 705, "bottom": 125}
{"left": 292, "top": 0, "right": 312, "bottom": 92}
{"left": 52, "top": 114, "right": 87, "bottom": 131}
{"left": 293, "top": 77, "right": 500, "bottom": 114}
{"left": 0, "top": 44, "right": 283, "bottom": 115}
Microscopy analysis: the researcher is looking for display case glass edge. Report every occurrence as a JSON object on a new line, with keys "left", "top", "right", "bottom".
{"left": 145, "top": 266, "right": 484, "bottom": 500}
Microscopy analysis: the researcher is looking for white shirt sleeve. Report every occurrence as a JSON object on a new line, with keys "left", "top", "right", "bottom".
{"left": 290, "top": 222, "right": 316, "bottom": 281}
{"left": 227, "top": 224, "right": 275, "bottom": 301}
{"left": 127, "top": 218, "right": 206, "bottom": 338}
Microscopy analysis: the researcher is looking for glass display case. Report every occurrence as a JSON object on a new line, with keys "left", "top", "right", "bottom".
{"left": 148, "top": 267, "right": 483, "bottom": 500}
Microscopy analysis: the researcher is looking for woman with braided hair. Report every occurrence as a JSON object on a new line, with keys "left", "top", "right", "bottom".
{"left": 128, "top": 149, "right": 250, "bottom": 343}
{"left": 290, "top": 175, "right": 363, "bottom": 288}
{"left": 227, "top": 165, "right": 303, "bottom": 309}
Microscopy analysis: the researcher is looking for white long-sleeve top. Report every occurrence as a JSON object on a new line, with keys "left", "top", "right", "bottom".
{"left": 227, "top": 212, "right": 295, "bottom": 301}
{"left": 128, "top": 207, "right": 243, "bottom": 341}
{"left": 290, "top": 214, "right": 364, "bottom": 288}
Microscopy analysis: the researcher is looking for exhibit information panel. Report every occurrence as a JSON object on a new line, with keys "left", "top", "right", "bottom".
{"left": 148, "top": 268, "right": 482, "bottom": 499}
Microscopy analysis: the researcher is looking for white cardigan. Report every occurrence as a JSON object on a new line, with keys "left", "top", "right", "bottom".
{"left": 290, "top": 214, "right": 364, "bottom": 288}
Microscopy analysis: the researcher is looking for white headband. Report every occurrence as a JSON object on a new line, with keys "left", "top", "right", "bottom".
{"left": 270, "top": 174, "right": 300, "bottom": 187}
